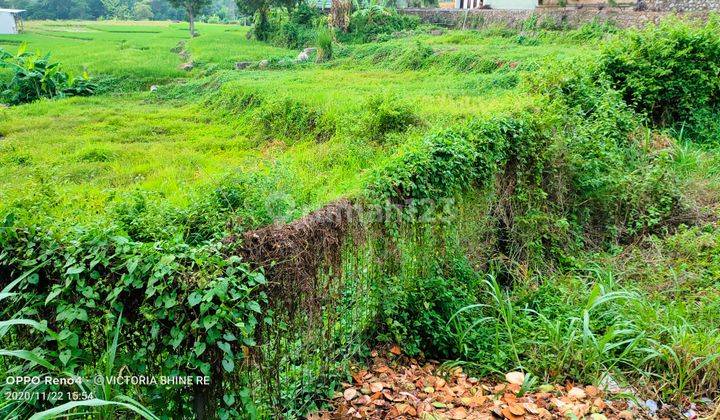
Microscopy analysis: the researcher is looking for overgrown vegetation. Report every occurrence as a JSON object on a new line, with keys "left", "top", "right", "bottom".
{"left": 599, "top": 17, "right": 720, "bottom": 143}
{"left": 1, "top": 14, "right": 719, "bottom": 419}
{"left": 250, "top": 2, "right": 418, "bottom": 49}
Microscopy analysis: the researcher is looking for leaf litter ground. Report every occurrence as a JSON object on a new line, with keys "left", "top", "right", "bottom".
{"left": 310, "top": 348, "right": 718, "bottom": 419}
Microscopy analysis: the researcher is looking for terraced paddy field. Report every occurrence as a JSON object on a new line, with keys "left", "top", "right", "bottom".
{"left": 0, "top": 21, "right": 586, "bottom": 229}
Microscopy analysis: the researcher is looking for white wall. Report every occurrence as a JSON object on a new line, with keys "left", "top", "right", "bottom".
{"left": 0, "top": 12, "right": 17, "bottom": 35}
{"left": 483, "top": 0, "right": 537, "bottom": 8}
{"left": 455, "top": 0, "right": 537, "bottom": 8}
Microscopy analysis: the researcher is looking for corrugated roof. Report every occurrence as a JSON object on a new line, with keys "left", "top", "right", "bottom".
{"left": 0, "top": 9, "right": 26, "bottom": 13}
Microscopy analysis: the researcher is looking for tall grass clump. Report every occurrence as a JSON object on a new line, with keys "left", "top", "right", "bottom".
{"left": 355, "top": 94, "right": 421, "bottom": 143}
{"left": 316, "top": 27, "right": 334, "bottom": 61}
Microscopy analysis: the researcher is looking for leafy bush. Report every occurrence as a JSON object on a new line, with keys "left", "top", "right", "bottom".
{"left": 0, "top": 222, "right": 269, "bottom": 418}
{"left": 378, "top": 273, "right": 479, "bottom": 358}
{"left": 568, "top": 18, "right": 618, "bottom": 41}
{"left": 599, "top": 17, "right": 720, "bottom": 143}
{"left": 290, "top": 1, "right": 322, "bottom": 26}
{"left": 258, "top": 5, "right": 323, "bottom": 49}
{"left": 345, "top": 6, "right": 419, "bottom": 43}
{"left": 0, "top": 45, "right": 96, "bottom": 105}
{"left": 271, "top": 20, "right": 317, "bottom": 49}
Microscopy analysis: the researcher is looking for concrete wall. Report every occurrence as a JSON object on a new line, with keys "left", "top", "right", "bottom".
{"left": 402, "top": 8, "right": 712, "bottom": 29}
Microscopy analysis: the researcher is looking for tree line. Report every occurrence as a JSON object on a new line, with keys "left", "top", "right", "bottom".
{"left": 0, "top": 0, "right": 240, "bottom": 22}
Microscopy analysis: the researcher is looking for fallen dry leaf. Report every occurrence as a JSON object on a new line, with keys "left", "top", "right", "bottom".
{"left": 568, "top": 386, "right": 587, "bottom": 400}
{"left": 389, "top": 345, "right": 402, "bottom": 355}
{"left": 355, "top": 395, "right": 370, "bottom": 405}
{"left": 508, "top": 402, "right": 526, "bottom": 416}
{"left": 343, "top": 387, "right": 357, "bottom": 401}
{"left": 448, "top": 407, "right": 468, "bottom": 419}
{"left": 505, "top": 371, "right": 525, "bottom": 386}
{"left": 524, "top": 402, "right": 539, "bottom": 414}
{"left": 618, "top": 410, "right": 634, "bottom": 420}
{"left": 501, "top": 406, "right": 524, "bottom": 420}
{"left": 370, "top": 382, "right": 384, "bottom": 393}
{"left": 586, "top": 385, "right": 600, "bottom": 397}
{"left": 332, "top": 354, "right": 640, "bottom": 420}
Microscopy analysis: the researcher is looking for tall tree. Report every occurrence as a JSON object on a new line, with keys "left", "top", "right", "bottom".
{"left": 87, "top": 0, "right": 107, "bottom": 18}
{"left": 166, "top": 0, "right": 211, "bottom": 36}
{"left": 234, "top": 0, "right": 298, "bottom": 40}
{"left": 151, "top": 0, "right": 184, "bottom": 20}
{"left": 101, "top": 0, "right": 132, "bottom": 19}
{"left": 133, "top": 0, "right": 154, "bottom": 19}
{"left": 32, "top": 0, "right": 90, "bottom": 19}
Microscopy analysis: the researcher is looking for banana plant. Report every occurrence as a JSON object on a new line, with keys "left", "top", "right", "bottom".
{"left": 0, "top": 44, "right": 96, "bottom": 105}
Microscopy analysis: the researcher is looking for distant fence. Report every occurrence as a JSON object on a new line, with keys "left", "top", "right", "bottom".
{"left": 401, "top": 7, "right": 714, "bottom": 29}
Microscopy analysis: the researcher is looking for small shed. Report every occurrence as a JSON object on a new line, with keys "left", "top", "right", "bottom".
{"left": 0, "top": 9, "right": 25, "bottom": 35}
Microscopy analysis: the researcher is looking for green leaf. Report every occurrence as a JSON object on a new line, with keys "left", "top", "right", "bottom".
{"left": 203, "top": 316, "right": 218, "bottom": 330}
{"left": 0, "top": 349, "right": 56, "bottom": 370}
{"left": 221, "top": 357, "right": 234, "bottom": 373}
{"left": 188, "top": 292, "right": 202, "bottom": 307}
{"left": 217, "top": 341, "right": 232, "bottom": 355}
{"left": 59, "top": 350, "right": 71, "bottom": 366}
{"left": 29, "top": 398, "right": 159, "bottom": 420}
{"left": 194, "top": 341, "right": 207, "bottom": 357}
{"left": 45, "top": 286, "right": 63, "bottom": 305}
{"left": 126, "top": 257, "right": 139, "bottom": 274}
{"left": 0, "top": 319, "right": 58, "bottom": 340}
{"left": 2, "top": 260, "right": 50, "bottom": 295}
{"left": 27, "top": 273, "right": 39, "bottom": 285}
{"left": 0, "top": 292, "right": 17, "bottom": 301}
{"left": 246, "top": 301, "right": 261, "bottom": 313}
{"left": 1, "top": 212, "right": 15, "bottom": 228}
{"left": 252, "top": 272, "right": 266, "bottom": 285}
{"left": 66, "top": 266, "right": 84, "bottom": 275}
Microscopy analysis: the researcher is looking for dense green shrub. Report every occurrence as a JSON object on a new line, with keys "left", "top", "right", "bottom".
{"left": 257, "top": 4, "right": 323, "bottom": 49}
{"left": 599, "top": 17, "right": 720, "bottom": 143}
{"left": 271, "top": 20, "right": 317, "bottom": 49}
{"left": 0, "top": 221, "right": 269, "bottom": 419}
{"left": 345, "top": 6, "right": 419, "bottom": 43}
{"left": 378, "top": 272, "right": 479, "bottom": 358}
{"left": 0, "top": 46, "right": 96, "bottom": 105}
{"left": 290, "top": 1, "right": 321, "bottom": 26}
